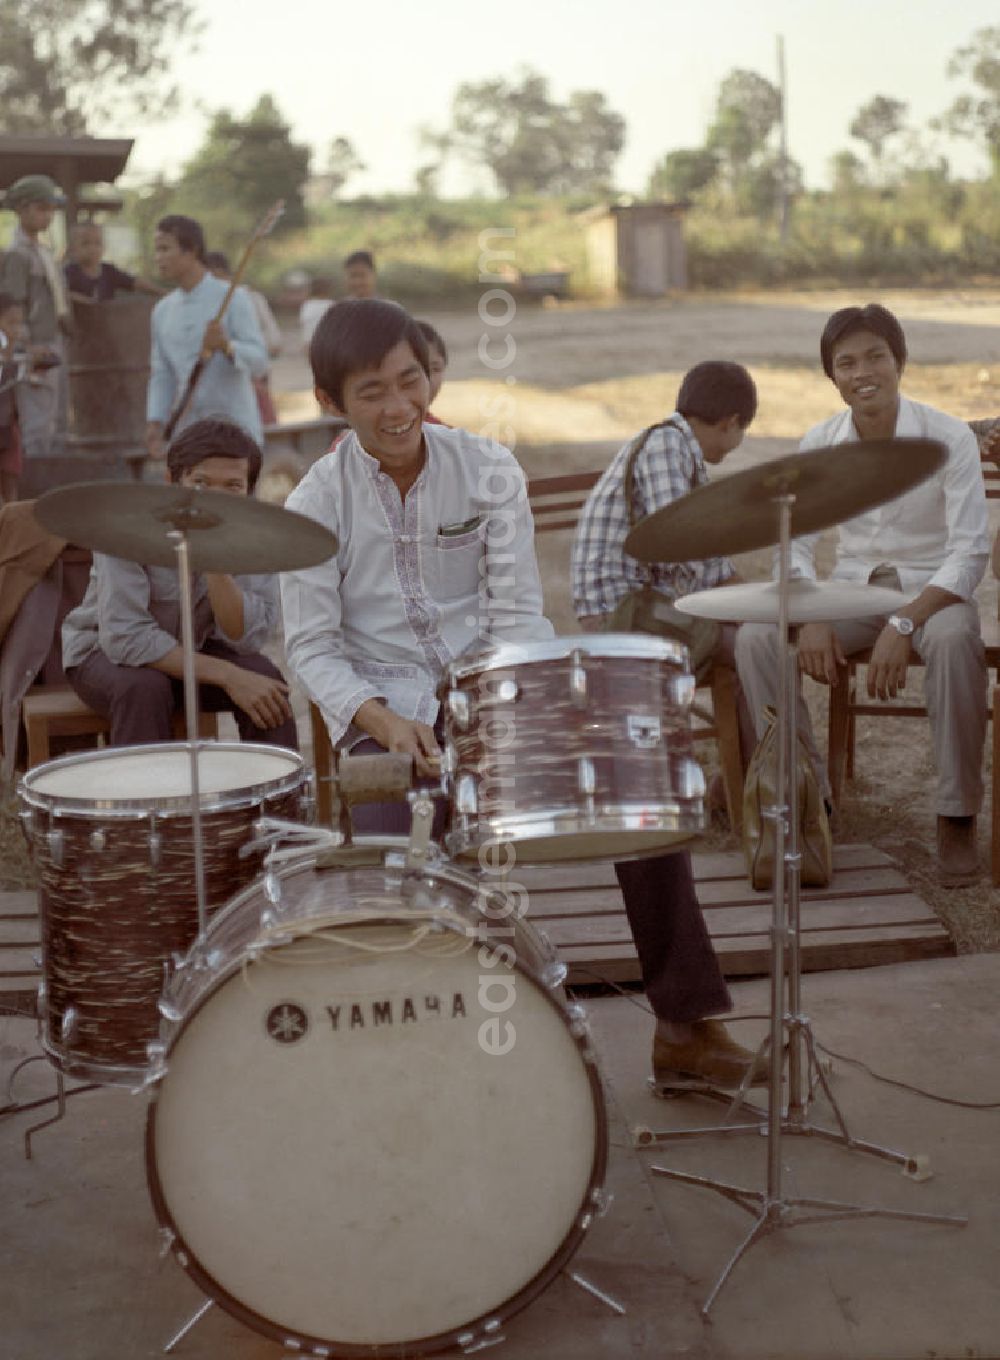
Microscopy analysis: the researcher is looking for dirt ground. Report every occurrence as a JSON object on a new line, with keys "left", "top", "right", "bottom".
{"left": 4, "top": 290, "right": 1000, "bottom": 947}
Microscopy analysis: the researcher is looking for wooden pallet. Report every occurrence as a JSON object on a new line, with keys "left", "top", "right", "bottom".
{"left": 517, "top": 843, "right": 954, "bottom": 988}
{"left": 0, "top": 845, "right": 952, "bottom": 1012}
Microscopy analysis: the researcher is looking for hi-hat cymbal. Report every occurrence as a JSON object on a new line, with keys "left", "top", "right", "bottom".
{"left": 624, "top": 437, "right": 946, "bottom": 563}
{"left": 33, "top": 482, "right": 337, "bottom": 574}
{"left": 676, "top": 579, "right": 910, "bottom": 625}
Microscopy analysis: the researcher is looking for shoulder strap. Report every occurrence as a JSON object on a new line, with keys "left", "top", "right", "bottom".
{"left": 622, "top": 417, "right": 684, "bottom": 529}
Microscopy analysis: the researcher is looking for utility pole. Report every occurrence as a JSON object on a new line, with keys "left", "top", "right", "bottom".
{"left": 777, "top": 34, "right": 790, "bottom": 241}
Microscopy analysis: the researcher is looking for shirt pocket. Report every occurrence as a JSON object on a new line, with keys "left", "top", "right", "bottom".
{"left": 425, "top": 521, "right": 484, "bottom": 602}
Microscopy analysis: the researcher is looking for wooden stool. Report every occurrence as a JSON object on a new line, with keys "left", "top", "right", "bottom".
{"left": 22, "top": 686, "right": 219, "bottom": 768}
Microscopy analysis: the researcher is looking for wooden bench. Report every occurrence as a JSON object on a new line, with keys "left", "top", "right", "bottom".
{"left": 310, "top": 470, "right": 747, "bottom": 831}
{"left": 21, "top": 686, "right": 219, "bottom": 767}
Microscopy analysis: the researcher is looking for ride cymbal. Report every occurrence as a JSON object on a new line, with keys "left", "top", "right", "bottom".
{"left": 33, "top": 481, "right": 337, "bottom": 574}
{"left": 624, "top": 437, "right": 946, "bottom": 563}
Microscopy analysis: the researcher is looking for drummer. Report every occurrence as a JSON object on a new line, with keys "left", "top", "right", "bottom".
{"left": 280, "top": 298, "right": 553, "bottom": 833}
{"left": 572, "top": 361, "right": 769, "bottom": 1093}
{"left": 61, "top": 418, "right": 298, "bottom": 749}
{"left": 736, "top": 303, "right": 990, "bottom": 886}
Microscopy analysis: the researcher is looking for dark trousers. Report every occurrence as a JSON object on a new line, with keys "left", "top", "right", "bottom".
{"left": 68, "top": 639, "right": 299, "bottom": 750}
{"left": 345, "top": 735, "right": 449, "bottom": 838}
{"left": 615, "top": 850, "right": 731, "bottom": 1024}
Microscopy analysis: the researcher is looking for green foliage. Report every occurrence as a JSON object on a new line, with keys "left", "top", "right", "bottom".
{"left": 938, "top": 26, "right": 1000, "bottom": 175}
{"left": 850, "top": 95, "right": 908, "bottom": 167}
{"left": 175, "top": 95, "right": 311, "bottom": 254}
{"left": 647, "top": 148, "right": 719, "bottom": 200}
{"left": 433, "top": 68, "right": 625, "bottom": 196}
{"left": 0, "top": 0, "right": 199, "bottom": 135}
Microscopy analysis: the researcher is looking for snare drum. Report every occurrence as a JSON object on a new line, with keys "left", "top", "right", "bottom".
{"left": 19, "top": 743, "right": 308, "bottom": 1085}
{"left": 441, "top": 634, "right": 706, "bottom": 864}
{"left": 146, "top": 841, "right": 607, "bottom": 1357}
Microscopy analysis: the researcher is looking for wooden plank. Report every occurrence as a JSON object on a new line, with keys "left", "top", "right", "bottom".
{"left": 524, "top": 867, "right": 914, "bottom": 920}
{"left": 558, "top": 923, "right": 953, "bottom": 989}
{"left": 537, "top": 894, "right": 943, "bottom": 950}
{"left": 0, "top": 919, "right": 42, "bottom": 945}
{"left": 510, "top": 844, "right": 895, "bottom": 894}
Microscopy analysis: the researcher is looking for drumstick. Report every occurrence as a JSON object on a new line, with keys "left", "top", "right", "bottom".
{"left": 163, "top": 199, "right": 285, "bottom": 441}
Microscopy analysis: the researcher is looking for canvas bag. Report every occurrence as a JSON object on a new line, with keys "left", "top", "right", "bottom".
{"left": 742, "top": 704, "right": 832, "bottom": 890}
{"left": 607, "top": 420, "right": 721, "bottom": 682}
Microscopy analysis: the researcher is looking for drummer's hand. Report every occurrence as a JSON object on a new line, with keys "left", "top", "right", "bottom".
{"left": 222, "top": 665, "right": 292, "bottom": 729}
{"left": 202, "top": 319, "right": 233, "bottom": 358}
{"left": 866, "top": 626, "right": 911, "bottom": 700}
{"left": 355, "top": 701, "right": 441, "bottom": 777}
{"left": 797, "top": 623, "right": 845, "bottom": 686}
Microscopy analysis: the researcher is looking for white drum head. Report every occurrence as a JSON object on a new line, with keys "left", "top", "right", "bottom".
{"left": 150, "top": 920, "right": 601, "bottom": 1351}
{"left": 26, "top": 744, "right": 300, "bottom": 803}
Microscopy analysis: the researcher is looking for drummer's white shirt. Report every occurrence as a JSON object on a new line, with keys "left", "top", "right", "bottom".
{"left": 280, "top": 425, "right": 553, "bottom": 747}
{"left": 789, "top": 396, "right": 989, "bottom": 601}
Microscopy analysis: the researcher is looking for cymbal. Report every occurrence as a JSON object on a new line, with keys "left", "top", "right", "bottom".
{"left": 624, "top": 437, "right": 946, "bottom": 563}
{"left": 676, "top": 579, "right": 910, "bottom": 625}
{"left": 33, "top": 482, "right": 337, "bottom": 574}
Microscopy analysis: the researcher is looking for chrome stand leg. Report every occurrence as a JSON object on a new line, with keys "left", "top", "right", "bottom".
{"left": 163, "top": 1299, "right": 214, "bottom": 1354}
{"left": 24, "top": 1068, "right": 66, "bottom": 1160}
{"left": 564, "top": 1270, "right": 627, "bottom": 1316}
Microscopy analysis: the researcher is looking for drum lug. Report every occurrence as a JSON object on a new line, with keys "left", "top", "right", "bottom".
{"left": 569, "top": 649, "right": 588, "bottom": 708}
{"left": 590, "top": 1186, "right": 614, "bottom": 1218}
{"left": 158, "top": 1227, "right": 176, "bottom": 1260}
{"left": 46, "top": 826, "right": 65, "bottom": 869}
{"left": 567, "top": 1002, "right": 590, "bottom": 1039}
{"left": 441, "top": 741, "right": 458, "bottom": 778}
{"left": 540, "top": 959, "right": 568, "bottom": 990}
{"left": 88, "top": 829, "right": 106, "bottom": 852}
{"left": 35, "top": 978, "right": 46, "bottom": 1019}
{"left": 455, "top": 773, "right": 479, "bottom": 817}
{"left": 577, "top": 756, "right": 597, "bottom": 819}
{"left": 139, "top": 1040, "right": 169, "bottom": 1090}
{"left": 60, "top": 1006, "right": 78, "bottom": 1041}
{"left": 148, "top": 814, "right": 162, "bottom": 869}
{"left": 157, "top": 997, "right": 183, "bottom": 1023}
{"left": 264, "top": 869, "right": 283, "bottom": 908}
{"left": 446, "top": 688, "right": 471, "bottom": 731}
{"left": 673, "top": 672, "right": 696, "bottom": 707}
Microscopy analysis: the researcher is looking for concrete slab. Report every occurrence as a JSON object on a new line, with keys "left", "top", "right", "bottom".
{"left": 2, "top": 953, "right": 999, "bottom": 1360}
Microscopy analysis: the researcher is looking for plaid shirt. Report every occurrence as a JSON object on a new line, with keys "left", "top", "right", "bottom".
{"left": 571, "top": 414, "right": 736, "bottom": 619}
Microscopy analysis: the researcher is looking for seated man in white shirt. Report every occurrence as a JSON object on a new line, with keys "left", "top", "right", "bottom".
{"left": 736, "top": 303, "right": 990, "bottom": 886}
{"left": 280, "top": 298, "right": 553, "bottom": 833}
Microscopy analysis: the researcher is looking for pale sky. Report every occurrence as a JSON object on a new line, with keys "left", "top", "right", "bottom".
{"left": 120, "top": 0, "right": 998, "bottom": 194}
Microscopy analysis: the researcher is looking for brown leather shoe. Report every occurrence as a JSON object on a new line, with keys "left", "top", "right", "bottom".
{"left": 937, "top": 815, "right": 980, "bottom": 888}
{"left": 652, "top": 1020, "right": 770, "bottom": 1091}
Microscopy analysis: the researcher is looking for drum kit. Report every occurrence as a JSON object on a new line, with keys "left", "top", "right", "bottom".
{"left": 7, "top": 434, "right": 965, "bottom": 1354}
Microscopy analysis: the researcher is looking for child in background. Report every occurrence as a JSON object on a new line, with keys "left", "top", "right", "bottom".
{"left": 300, "top": 277, "right": 335, "bottom": 350}
{"left": 417, "top": 321, "right": 448, "bottom": 425}
{"left": 64, "top": 222, "right": 162, "bottom": 302}
{"left": 342, "top": 250, "right": 377, "bottom": 300}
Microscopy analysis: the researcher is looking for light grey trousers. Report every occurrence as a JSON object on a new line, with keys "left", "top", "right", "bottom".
{"left": 735, "top": 601, "right": 987, "bottom": 817}
{"left": 15, "top": 357, "right": 61, "bottom": 459}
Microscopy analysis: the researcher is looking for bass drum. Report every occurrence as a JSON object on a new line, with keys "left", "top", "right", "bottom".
{"left": 146, "top": 841, "right": 608, "bottom": 1357}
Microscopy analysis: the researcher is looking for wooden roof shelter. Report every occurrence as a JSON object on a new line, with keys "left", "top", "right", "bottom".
{"left": 0, "top": 135, "right": 134, "bottom": 224}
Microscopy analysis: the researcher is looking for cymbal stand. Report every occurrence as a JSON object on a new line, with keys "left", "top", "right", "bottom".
{"left": 638, "top": 492, "right": 966, "bottom": 1318}
{"left": 168, "top": 525, "right": 209, "bottom": 940}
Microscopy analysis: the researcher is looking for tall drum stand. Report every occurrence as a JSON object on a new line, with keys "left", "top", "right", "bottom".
{"left": 632, "top": 488, "right": 967, "bottom": 1317}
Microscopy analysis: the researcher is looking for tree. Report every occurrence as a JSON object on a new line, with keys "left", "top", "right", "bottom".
{"left": 437, "top": 69, "right": 625, "bottom": 195}
{"left": 849, "top": 95, "right": 907, "bottom": 174}
{"left": 708, "top": 70, "right": 782, "bottom": 171}
{"left": 829, "top": 149, "right": 867, "bottom": 193}
{"left": 936, "top": 25, "right": 1000, "bottom": 175}
{"left": 0, "top": 0, "right": 200, "bottom": 135}
{"left": 178, "top": 95, "right": 311, "bottom": 241}
{"left": 324, "top": 137, "right": 366, "bottom": 197}
{"left": 647, "top": 148, "right": 719, "bottom": 200}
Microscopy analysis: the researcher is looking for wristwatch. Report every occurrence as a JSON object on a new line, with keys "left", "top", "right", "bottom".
{"left": 888, "top": 614, "right": 915, "bottom": 636}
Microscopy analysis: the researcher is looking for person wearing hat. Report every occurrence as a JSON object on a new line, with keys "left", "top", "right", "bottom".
{"left": 0, "top": 174, "right": 71, "bottom": 460}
